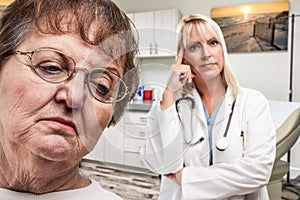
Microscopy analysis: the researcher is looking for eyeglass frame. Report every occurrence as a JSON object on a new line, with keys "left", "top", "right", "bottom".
{"left": 11, "top": 47, "right": 129, "bottom": 104}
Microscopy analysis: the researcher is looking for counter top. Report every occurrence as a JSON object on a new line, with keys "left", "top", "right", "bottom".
{"left": 127, "top": 101, "right": 153, "bottom": 112}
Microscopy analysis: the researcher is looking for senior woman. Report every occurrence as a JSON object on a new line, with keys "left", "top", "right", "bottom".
{"left": 143, "top": 14, "right": 276, "bottom": 199}
{"left": 0, "top": 0, "right": 138, "bottom": 199}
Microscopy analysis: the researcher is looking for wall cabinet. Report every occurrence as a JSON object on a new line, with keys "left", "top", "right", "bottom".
{"left": 128, "top": 9, "right": 182, "bottom": 58}
{"left": 85, "top": 109, "right": 149, "bottom": 170}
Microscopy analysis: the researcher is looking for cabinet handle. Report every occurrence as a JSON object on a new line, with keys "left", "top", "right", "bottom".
{"left": 149, "top": 43, "right": 153, "bottom": 55}
{"left": 139, "top": 117, "right": 148, "bottom": 120}
{"left": 138, "top": 146, "right": 142, "bottom": 151}
{"left": 155, "top": 43, "right": 158, "bottom": 54}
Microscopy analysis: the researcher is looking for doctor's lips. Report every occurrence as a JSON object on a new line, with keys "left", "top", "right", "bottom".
{"left": 40, "top": 117, "right": 78, "bottom": 133}
{"left": 200, "top": 63, "right": 216, "bottom": 68}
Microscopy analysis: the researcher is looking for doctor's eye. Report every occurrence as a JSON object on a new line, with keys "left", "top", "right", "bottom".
{"left": 208, "top": 39, "right": 219, "bottom": 47}
{"left": 188, "top": 43, "right": 200, "bottom": 52}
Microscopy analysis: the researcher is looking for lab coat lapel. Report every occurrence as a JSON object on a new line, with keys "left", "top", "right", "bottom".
{"left": 192, "top": 89, "right": 207, "bottom": 127}
{"left": 214, "top": 89, "right": 235, "bottom": 125}
{"left": 185, "top": 90, "right": 207, "bottom": 144}
{"left": 191, "top": 89, "right": 210, "bottom": 164}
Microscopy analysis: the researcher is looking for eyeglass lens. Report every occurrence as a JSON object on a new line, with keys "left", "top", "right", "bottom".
{"left": 30, "top": 49, "right": 127, "bottom": 103}
{"left": 31, "top": 49, "right": 74, "bottom": 83}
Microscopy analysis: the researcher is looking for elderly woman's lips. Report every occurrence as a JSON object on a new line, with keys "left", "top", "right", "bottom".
{"left": 42, "top": 118, "right": 77, "bottom": 132}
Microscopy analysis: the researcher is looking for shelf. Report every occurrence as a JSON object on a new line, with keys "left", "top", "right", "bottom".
{"left": 127, "top": 102, "right": 152, "bottom": 111}
{"left": 137, "top": 54, "right": 176, "bottom": 59}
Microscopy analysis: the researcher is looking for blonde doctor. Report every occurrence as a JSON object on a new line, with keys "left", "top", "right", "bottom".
{"left": 142, "top": 14, "right": 276, "bottom": 200}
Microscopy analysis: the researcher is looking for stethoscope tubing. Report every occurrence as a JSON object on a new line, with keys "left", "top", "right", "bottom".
{"left": 223, "top": 100, "right": 236, "bottom": 138}
{"left": 176, "top": 96, "right": 236, "bottom": 151}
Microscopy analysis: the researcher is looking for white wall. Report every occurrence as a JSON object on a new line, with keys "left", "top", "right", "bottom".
{"left": 114, "top": 0, "right": 299, "bottom": 102}
{"left": 113, "top": 0, "right": 300, "bottom": 178}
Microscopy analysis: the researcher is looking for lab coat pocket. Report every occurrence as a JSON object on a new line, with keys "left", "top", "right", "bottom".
{"left": 183, "top": 138, "right": 209, "bottom": 166}
{"left": 214, "top": 126, "right": 245, "bottom": 164}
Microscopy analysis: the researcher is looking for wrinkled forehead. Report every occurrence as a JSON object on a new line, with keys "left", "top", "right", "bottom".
{"left": 35, "top": 12, "right": 129, "bottom": 67}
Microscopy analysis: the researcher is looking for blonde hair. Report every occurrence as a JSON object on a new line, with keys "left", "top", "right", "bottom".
{"left": 176, "top": 14, "right": 240, "bottom": 98}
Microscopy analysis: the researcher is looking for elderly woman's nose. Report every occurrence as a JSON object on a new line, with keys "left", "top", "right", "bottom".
{"left": 55, "top": 73, "right": 85, "bottom": 108}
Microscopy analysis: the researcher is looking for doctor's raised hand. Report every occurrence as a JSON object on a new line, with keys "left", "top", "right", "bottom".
{"left": 161, "top": 48, "right": 194, "bottom": 110}
{"left": 142, "top": 14, "right": 276, "bottom": 200}
{"left": 0, "top": 0, "right": 138, "bottom": 199}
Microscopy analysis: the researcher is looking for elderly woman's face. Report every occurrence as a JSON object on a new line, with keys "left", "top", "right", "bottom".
{"left": 0, "top": 31, "right": 121, "bottom": 162}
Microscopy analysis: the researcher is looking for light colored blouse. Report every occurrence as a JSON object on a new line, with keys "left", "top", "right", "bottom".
{"left": 0, "top": 179, "right": 122, "bottom": 200}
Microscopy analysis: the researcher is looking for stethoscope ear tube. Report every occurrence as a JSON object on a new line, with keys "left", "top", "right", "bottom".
{"left": 175, "top": 96, "right": 195, "bottom": 111}
{"left": 176, "top": 96, "right": 195, "bottom": 144}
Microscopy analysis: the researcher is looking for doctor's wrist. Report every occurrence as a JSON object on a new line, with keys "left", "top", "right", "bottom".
{"left": 160, "top": 89, "right": 175, "bottom": 110}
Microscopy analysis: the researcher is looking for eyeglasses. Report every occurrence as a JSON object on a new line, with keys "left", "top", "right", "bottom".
{"left": 13, "top": 48, "right": 129, "bottom": 104}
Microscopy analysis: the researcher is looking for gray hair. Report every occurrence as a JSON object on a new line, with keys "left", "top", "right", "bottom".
{"left": 0, "top": 0, "right": 140, "bottom": 126}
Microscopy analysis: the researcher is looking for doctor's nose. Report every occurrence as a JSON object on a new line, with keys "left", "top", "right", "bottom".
{"left": 55, "top": 72, "right": 86, "bottom": 109}
{"left": 201, "top": 46, "right": 211, "bottom": 61}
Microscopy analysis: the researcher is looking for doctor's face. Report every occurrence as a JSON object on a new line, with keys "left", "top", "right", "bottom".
{"left": 0, "top": 31, "right": 121, "bottom": 162}
{"left": 183, "top": 22, "right": 224, "bottom": 82}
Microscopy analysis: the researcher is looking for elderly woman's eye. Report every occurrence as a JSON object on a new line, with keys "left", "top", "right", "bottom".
{"left": 96, "top": 83, "right": 110, "bottom": 96}
{"left": 90, "top": 76, "right": 114, "bottom": 99}
{"left": 36, "top": 62, "right": 65, "bottom": 74}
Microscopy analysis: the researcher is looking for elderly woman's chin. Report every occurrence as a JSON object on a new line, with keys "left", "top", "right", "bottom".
{"left": 28, "top": 134, "right": 88, "bottom": 162}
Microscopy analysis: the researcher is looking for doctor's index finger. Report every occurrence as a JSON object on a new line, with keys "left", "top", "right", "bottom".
{"left": 175, "top": 48, "right": 184, "bottom": 65}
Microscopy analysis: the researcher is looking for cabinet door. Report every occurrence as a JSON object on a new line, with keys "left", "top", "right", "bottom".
{"left": 123, "top": 111, "right": 148, "bottom": 138}
{"left": 103, "top": 117, "right": 125, "bottom": 164}
{"left": 124, "top": 152, "right": 145, "bottom": 168}
{"left": 123, "top": 110, "right": 148, "bottom": 168}
{"left": 84, "top": 132, "right": 105, "bottom": 161}
{"left": 154, "top": 9, "right": 180, "bottom": 56}
{"left": 134, "top": 11, "right": 155, "bottom": 57}
{"left": 124, "top": 137, "right": 145, "bottom": 153}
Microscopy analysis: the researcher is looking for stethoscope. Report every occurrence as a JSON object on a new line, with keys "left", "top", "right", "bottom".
{"left": 175, "top": 96, "right": 236, "bottom": 151}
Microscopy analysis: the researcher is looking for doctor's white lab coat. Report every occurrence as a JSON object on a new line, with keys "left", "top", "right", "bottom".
{"left": 142, "top": 88, "right": 276, "bottom": 200}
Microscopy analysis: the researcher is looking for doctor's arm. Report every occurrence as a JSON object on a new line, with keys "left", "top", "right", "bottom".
{"left": 181, "top": 92, "right": 276, "bottom": 199}
{"left": 142, "top": 51, "right": 194, "bottom": 174}
{"left": 142, "top": 100, "right": 185, "bottom": 174}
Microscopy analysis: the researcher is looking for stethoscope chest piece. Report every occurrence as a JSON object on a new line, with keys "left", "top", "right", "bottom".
{"left": 216, "top": 136, "right": 229, "bottom": 151}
